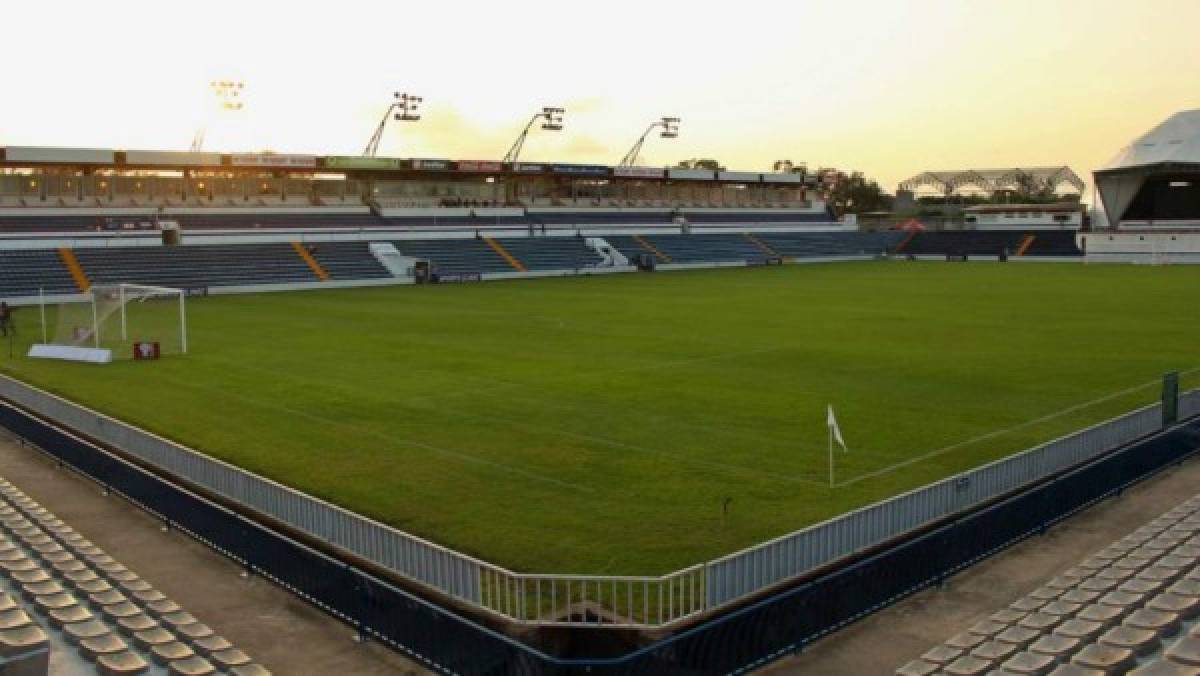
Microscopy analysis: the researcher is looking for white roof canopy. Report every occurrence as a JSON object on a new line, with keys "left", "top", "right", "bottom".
{"left": 1100, "top": 109, "right": 1200, "bottom": 172}
{"left": 1094, "top": 109, "right": 1200, "bottom": 224}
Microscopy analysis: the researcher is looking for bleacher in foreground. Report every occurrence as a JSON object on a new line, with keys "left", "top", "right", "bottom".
{"left": 0, "top": 474, "right": 269, "bottom": 675}
{"left": 899, "top": 493, "right": 1200, "bottom": 675}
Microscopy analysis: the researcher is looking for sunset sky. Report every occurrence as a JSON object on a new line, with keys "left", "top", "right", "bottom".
{"left": 2, "top": 0, "right": 1197, "bottom": 194}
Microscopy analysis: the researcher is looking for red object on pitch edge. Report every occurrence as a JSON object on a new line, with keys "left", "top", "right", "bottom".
{"left": 132, "top": 342, "right": 160, "bottom": 360}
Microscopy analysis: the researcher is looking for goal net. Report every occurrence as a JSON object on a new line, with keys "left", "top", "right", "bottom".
{"left": 43, "top": 284, "right": 187, "bottom": 360}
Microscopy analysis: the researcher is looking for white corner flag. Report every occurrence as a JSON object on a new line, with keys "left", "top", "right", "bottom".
{"left": 827, "top": 404, "right": 847, "bottom": 488}
{"left": 827, "top": 405, "right": 847, "bottom": 450}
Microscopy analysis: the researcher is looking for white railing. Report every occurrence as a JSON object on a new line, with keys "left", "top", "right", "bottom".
{"left": 704, "top": 401, "right": 1164, "bottom": 608}
{"left": 0, "top": 372, "right": 1194, "bottom": 628}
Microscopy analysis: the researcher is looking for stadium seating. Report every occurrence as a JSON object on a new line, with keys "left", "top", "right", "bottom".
{"left": 170, "top": 212, "right": 383, "bottom": 231}
{"left": 0, "top": 475, "right": 269, "bottom": 675}
{"left": 681, "top": 211, "right": 835, "bottom": 224}
{"left": 0, "top": 207, "right": 845, "bottom": 234}
{"left": 643, "top": 234, "right": 766, "bottom": 263}
{"left": 528, "top": 211, "right": 673, "bottom": 226}
{"left": 0, "top": 250, "right": 79, "bottom": 297}
{"left": 488, "top": 237, "right": 604, "bottom": 271}
{"left": 303, "top": 242, "right": 392, "bottom": 281}
{"left": 901, "top": 230, "right": 1082, "bottom": 257}
{"left": 73, "top": 244, "right": 318, "bottom": 289}
{"left": 389, "top": 238, "right": 515, "bottom": 275}
{"left": 1024, "top": 231, "right": 1083, "bottom": 256}
{"left": 381, "top": 215, "right": 491, "bottom": 228}
{"left": 0, "top": 216, "right": 112, "bottom": 233}
{"left": 601, "top": 232, "right": 899, "bottom": 265}
{"left": 898, "top": 492, "right": 1200, "bottom": 675}
{"left": 0, "top": 229, "right": 1076, "bottom": 304}
{"left": 758, "top": 231, "right": 904, "bottom": 257}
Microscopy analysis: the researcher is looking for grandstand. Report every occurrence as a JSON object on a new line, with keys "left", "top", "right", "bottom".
{"left": 0, "top": 149, "right": 820, "bottom": 215}
{"left": 0, "top": 113, "right": 1198, "bottom": 676}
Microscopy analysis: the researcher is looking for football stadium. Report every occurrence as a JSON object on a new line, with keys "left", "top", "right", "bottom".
{"left": 1, "top": 5, "right": 1200, "bottom": 676}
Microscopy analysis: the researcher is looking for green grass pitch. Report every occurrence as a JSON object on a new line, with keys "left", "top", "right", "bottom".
{"left": 2, "top": 261, "right": 1198, "bottom": 575}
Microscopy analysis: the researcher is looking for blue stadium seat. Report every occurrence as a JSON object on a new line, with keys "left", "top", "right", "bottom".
{"left": 0, "top": 250, "right": 78, "bottom": 297}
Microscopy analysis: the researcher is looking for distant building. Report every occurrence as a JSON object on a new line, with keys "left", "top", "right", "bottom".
{"left": 963, "top": 203, "right": 1084, "bottom": 230}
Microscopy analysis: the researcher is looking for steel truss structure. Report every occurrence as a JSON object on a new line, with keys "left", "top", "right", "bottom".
{"left": 898, "top": 166, "right": 1085, "bottom": 196}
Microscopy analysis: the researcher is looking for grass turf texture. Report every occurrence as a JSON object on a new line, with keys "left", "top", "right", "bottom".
{"left": 1, "top": 261, "right": 1198, "bottom": 576}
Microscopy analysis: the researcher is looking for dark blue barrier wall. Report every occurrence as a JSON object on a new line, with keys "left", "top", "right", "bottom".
{"left": 2, "top": 399, "right": 1198, "bottom": 675}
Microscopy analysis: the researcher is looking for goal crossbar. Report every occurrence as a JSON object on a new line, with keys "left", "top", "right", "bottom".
{"left": 45, "top": 283, "right": 189, "bottom": 355}
{"left": 106, "top": 284, "right": 188, "bottom": 354}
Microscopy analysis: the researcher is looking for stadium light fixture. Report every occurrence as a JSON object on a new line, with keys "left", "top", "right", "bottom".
{"left": 618, "top": 116, "right": 680, "bottom": 167}
{"left": 363, "top": 91, "right": 423, "bottom": 157}
{"left": 502, "top": 106, "right": 566, "bottom": 164}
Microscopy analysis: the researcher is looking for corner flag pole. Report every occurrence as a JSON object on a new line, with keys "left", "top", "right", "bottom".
{"left": 828, "top": 423, "right": 834, "bottom": 488}
{"left": 826, "top": 404, "right": 846, "bottom": 488}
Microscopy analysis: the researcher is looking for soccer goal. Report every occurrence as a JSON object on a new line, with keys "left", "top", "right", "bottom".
{"left": 29, "top": 283, "right": 187, "bottom": 363}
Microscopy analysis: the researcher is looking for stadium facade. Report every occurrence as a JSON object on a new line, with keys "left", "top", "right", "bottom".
{"left": 0, "top": 147, "right": 818, "bottom": 215}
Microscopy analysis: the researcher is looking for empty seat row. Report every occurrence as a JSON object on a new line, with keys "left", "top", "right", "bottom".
{"left": 682, "top": 211, "right": 835, "bottom": 224}
{"left": 898, "top": 493, "right": 1200, "bottom": 675}
{"left": 303, "top": 242, "right": 392, "bottom": 281}
{"left": 758, "top": 231, "right": 903, "bottom": 257}
{"left": 490, "top": 237, "right": 604, "bottom": 271}
{"left": 390, "top": 239, "right": 514, "bottom": 275}
{"left": 0, "top": 250, "right": 79, "bottom": 297}
{"left": 0, "top": 475, "right": 270, "bottom": 675}
{"left": 74, "top": 244, "right": 317, "bottom": 289}
{"left": 903, "top": 230, "right": 1082, "bottom": 257}
{"left": 171, "top": 213, "right": 383, "bottom": 231}
{"left": 601, "top": 232, "right": 899, "bottom": 265}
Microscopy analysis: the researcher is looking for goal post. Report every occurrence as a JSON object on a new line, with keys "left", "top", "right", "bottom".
{"left": 31, "top": 283, "right": 188, "bottom": 362}
{"left": 107, "top": 283, "right": 188, "bottom": 354}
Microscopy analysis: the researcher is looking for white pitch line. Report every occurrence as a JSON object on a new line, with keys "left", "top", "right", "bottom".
{"left": 155, "top": 374, "right": 594, "bottom": 493}
{"left": 206, "top": 355, "right": 829, "bottom": 487}
{"left": 836, "top": 368, "right": 1200, "bottom": 488}
{"left": 429, "top": 402, "right": 832, "bottom": 487}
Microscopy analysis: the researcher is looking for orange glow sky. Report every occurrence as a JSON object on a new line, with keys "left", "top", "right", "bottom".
{"left": 2, "top": 0, "right": 1197, "bottom": 194}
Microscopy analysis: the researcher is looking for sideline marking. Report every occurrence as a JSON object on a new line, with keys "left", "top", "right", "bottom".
{"left": 837, "top": 368, "right": 1200, "bottom": 487}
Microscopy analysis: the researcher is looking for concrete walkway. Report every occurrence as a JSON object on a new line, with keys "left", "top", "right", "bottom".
{"left": 0, "top": 430, "right": 429, "bottom": 676}
{"left": 759, "top": 452, "right": 1200, "bottom": 675}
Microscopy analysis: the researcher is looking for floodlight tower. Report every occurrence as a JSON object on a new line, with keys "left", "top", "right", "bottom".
{"left": 190, "top": 80, "right": 245, "bottom": 152}
{"left": 501, "top": 106, "right": 564, "bottom": 163}
{"left": 618, "top": 117, "right": 680, "bottom": 167}
{"left": 363, "top": 92, "right": 423, "bottom": 157}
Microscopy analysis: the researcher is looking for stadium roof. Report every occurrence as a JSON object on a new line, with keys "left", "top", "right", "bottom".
{"left": 1097, "top": 109, "right": 1200, "bottom": 174}
{"left": 1094, "top": 109, "right": 1200, "bottom": 224}
{"left": 897, "top": 167, "right": 1085, "bottom": 195}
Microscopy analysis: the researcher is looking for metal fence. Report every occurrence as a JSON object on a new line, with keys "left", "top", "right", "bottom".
{"left": 1181, "top": 389, "right": 1200, "bottom": 421}
{"left": 4, "top": 394, "right": 1199, "bottom": 675}
{"left": 704, "top": 400, "right": 1164, "bottom": 608}
{"left": 0, "top": 373, "right": 1193, "bottom": 629}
